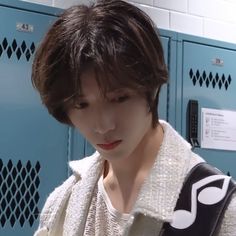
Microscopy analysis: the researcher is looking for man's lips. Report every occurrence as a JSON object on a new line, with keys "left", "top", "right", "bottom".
{"left": 97, "top": 140, "right": 122, "bottom": 150}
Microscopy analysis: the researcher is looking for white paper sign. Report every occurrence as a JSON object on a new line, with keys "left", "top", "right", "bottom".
{"left": 201, "top": 108, "right": 236, "bottom": 151}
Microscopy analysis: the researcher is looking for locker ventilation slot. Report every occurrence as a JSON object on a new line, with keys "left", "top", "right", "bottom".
{"left": 0, "top": 159, "right": 40, "bottom": 227}
{"left": 0, "top": 38, "right": 35, "bottom": 61}
{"left": 189, "top": 69, "right": 232, "bottom": 90}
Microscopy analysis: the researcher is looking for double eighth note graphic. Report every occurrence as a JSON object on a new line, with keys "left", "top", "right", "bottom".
{"left": 171, "top": 175, "right": 231, "bottom": 229}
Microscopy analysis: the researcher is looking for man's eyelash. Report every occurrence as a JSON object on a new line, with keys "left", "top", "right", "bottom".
{"left": 74, "top": 102, "right": 88, "bottom": 109}
{"left": 113, "top": 95, "right": 129, "bottom": 103}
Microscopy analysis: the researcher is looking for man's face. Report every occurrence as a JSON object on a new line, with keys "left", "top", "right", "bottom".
{"left": 67, "top": 70, "right": 153, "bottom": 162}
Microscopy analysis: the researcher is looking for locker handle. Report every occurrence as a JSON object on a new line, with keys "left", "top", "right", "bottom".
{"left": 187, "top": 100, "right": 200, "bottom": 149}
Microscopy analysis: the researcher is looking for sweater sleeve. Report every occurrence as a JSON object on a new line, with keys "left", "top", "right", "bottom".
{"left": 34, "top": 175, "right": 77, "bottom": 236}
{"left": 218, "top": 192, "right": 236, "bottom": 236}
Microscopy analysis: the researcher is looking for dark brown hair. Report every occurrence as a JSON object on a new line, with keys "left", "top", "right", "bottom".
{"left": 32, "top": 0, "right": 168, "bottom": 127}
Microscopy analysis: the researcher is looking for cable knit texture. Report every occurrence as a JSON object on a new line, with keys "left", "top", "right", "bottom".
{"left": 34, "top": 121, "right": 236, "bottom": 236}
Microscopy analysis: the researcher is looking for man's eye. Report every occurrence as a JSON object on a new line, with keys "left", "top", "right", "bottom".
{"left": 113, "top": 95, "right": 129, "bottom": 103}
{"left": 74, "top": 102, "right": 88, "bottom": 109}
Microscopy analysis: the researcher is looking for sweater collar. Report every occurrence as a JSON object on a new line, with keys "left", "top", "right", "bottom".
{"left": 69, "top": 151, "right": 103, "bottom": 179}
{"left": 66, "top": 121, "right": 192, "bottom": 235}
{"left": 65, "top": 152, "right": 104, "bottom": 236}
{"left": 132, "top": 121, "right": 191, "bottom": 222}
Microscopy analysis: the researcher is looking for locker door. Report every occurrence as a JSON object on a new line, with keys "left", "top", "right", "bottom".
{"left": 0, "top": 6, "right": 68, "bottom": 236}
{"left": 179, "top": 40, "right": 236, "bottom": 178}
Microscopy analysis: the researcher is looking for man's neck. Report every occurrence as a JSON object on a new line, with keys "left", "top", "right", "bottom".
{"left": 103, "top": 124, "right": 164, "bottom": 213}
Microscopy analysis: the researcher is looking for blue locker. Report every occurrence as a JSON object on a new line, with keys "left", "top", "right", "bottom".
{"left": 159, "top": 29, "right": 178, "bottom": 128}
{"left": 0, "top": 1, "right": 70, "bottom": 235}
{"left": 175, "top": 33, "right": 236, "bottom": 178}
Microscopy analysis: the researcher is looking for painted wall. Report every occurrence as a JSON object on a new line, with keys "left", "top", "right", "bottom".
{"left": 20, "top": 0, "right": 236, "bottom": 44}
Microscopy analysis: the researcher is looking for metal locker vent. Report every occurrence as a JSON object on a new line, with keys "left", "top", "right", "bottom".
{"left": 189, "top": 69, "right": 232, "bottom": 90}
{"left": 0, "top": 159, "right": 40, "bottom": 227}
{"left": 0, "top": 38, "right": 35, "bottom": 61}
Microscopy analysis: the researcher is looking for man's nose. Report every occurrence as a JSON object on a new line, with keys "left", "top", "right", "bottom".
{"left": 93, "top": 107, "right": 116, "bottom": 134}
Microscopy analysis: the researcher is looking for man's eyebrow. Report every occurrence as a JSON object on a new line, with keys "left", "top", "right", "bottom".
{"left": 106, "top": 87, "right": 130, "bottom": 94}
{"left": 74, "top": 91, "right": 88, "bottom": 98}
{"left": 77, "top": 94, "right": 85, "bottom": 98}
{"left": 74, "top": 88, "right": 131, "bottom": 100}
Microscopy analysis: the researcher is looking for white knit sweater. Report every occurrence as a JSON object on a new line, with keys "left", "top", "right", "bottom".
{"left": 34, "top": 121, "right": 236, "bottom": 236}
{"left": 83, "top": 176, "right": 130, "bottom": 235}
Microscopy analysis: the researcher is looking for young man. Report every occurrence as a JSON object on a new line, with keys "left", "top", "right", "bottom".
{"left": 33, "top": 1, "right": 236, "bottom": 235}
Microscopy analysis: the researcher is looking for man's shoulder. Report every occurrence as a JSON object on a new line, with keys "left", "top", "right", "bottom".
{"left": 41, "top": 152, "right": 101, "bottom": 217}
{"left": 37, "top": 174, "right": 77, "bottom": 233}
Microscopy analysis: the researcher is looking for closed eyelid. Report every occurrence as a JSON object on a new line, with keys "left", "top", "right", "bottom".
{"left": 72, "top": 97, "right": 88, "bottom": 106}
{"left": 74, "top": 98, "right": 86, "bottom": 104}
